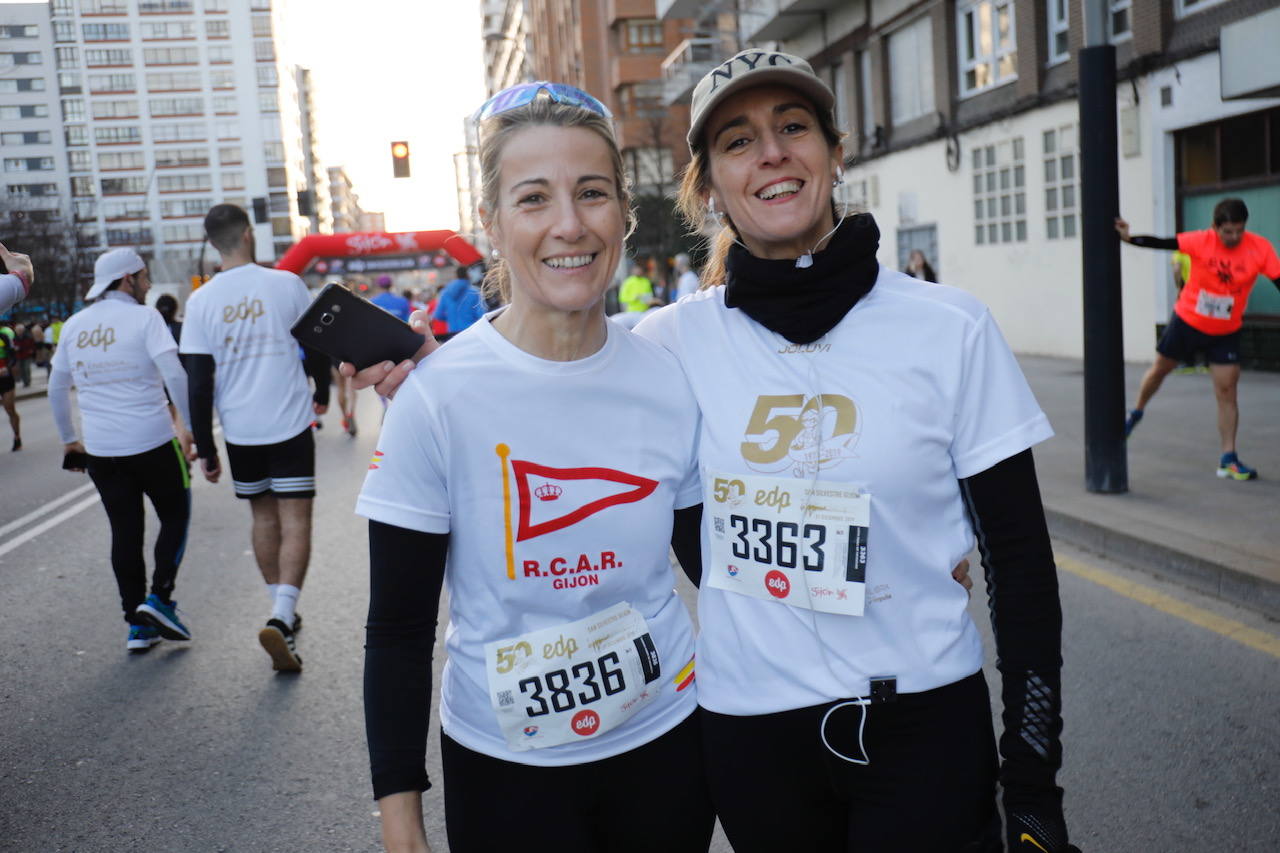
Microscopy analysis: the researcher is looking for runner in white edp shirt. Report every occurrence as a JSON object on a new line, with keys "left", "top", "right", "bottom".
{"left": 179, "top": 264, "right": 314, "bottom": 445}
{"left": 636, "top": 266, "right": 1053, "bottom": 716}
{"left": 357, "top": 316, "right": 701, "bottom": 765}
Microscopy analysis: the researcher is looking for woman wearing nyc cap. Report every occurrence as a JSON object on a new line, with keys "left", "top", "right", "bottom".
{"left": 355, "top": 83, "right": 712, "bottom": 853}
{"left": 632, "top": 49, "right": 1075, "bottom": 852}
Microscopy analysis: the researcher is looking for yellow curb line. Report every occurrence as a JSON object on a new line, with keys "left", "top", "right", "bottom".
{"left": 1057, "top": 555, "right": 1280, "bottom": 660}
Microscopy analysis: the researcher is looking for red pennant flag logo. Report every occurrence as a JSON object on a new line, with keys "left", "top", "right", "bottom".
{"left": 511, "top": 459, "right": 658, "bottom": 540}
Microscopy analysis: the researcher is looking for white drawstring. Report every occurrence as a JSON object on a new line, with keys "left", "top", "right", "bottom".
{"left": 820, "top": 697, "right": 871, "bottom": 765}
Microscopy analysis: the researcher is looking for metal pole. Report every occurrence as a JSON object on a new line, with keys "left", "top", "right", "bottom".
{"left": 1078, "top": 1, "right": 1127, "bottom": 493}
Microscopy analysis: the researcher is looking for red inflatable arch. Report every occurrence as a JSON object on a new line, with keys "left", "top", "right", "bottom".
{"left": 275, "top": 230, "right": 483, "bottom": 275}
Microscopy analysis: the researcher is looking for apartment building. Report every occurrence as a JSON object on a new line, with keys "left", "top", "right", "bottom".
{"left": 0, "top": 0, "right": 329, "bottom": 296}
{"left": 658, "top": 0, "right": 1280, "bottom": 364}
{"left": 296, "top": 65, "right": 332, "bottom": 236}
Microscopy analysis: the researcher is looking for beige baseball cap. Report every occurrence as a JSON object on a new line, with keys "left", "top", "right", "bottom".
{"left": 88, "top": 247, "right": 145, "bottom": 300}
{"left": 687, "top": 48, "right": 835, "bottom": 150}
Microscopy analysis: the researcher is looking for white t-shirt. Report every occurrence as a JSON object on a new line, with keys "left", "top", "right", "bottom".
{"left": 179, "top": 264, "right": 313, "bottom": 445}
{"left": 636, "top": 266, "right": 1053, "bottom": 715}
{"left": 356, "top": 316, "right": 702, "bottom": 766}
{"left": 51, "top": 292, "right": 178, "bottom": 457}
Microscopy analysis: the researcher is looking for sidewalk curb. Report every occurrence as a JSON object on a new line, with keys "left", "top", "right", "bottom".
{"left": 1045, "top": 508, "right": 1280, "bottom": 621}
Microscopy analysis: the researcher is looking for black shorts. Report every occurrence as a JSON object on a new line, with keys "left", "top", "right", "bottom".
{"left": 440, "top": 713, "right": 713, "bottom": 853}
{"left": 1157, "top": 313, "right": 1240, "bottom": 365}
{"left": 225, "top": 427, "right": 315, "bottom": 499}
{"left": 0, "top": 373, "right": 12, "bottom": 395}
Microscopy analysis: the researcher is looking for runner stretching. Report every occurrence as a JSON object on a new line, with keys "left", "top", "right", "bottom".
{"left": 1116, "top": 198, "right": 1280, "bottom": 480}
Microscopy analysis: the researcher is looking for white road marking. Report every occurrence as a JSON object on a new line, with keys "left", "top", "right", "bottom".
{"left": 0, "top": 494, "right": 102, "bottom": 559}
{"left": 0, "top": 482, "right": 97, "bottom": 540}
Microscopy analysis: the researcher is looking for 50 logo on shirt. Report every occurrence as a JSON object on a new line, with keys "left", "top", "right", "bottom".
{"left": 740, "top": 394, "right": 860, "bottom": 477}
{"left": 222, "top": 296, "right": 265, "bottom": 324}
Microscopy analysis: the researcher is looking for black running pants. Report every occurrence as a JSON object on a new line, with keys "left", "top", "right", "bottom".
{"left": 702, "top": 671, "right": 1002, "bottom": 853}
{"left": 87, "top": 439, "right": 191, "bottom": 624}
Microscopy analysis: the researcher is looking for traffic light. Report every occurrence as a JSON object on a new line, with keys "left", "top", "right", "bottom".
{"left": 391, "top": 140, "right": 410, "bottom": 178}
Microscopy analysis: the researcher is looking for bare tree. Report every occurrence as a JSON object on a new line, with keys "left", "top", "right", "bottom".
{"left": 0, "top": 201, "right": 91, "bottom": 316}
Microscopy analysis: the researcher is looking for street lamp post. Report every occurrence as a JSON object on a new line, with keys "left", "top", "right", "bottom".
{"left": 1078, "top": 0, "right": 1128, "bottom": 493}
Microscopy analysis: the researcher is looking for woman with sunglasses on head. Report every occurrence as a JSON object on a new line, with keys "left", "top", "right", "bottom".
{"left": 351, "top": 58, "right": 1073, "bottom": 853}
{"left": 356, "top": 83, "right": 713, "bottom": 853}
{"left": 634, "top": 51, "right": 1073, "bottom": 853}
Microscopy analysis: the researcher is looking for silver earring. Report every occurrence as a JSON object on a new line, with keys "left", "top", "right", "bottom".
{"left": 708, "top": 198, "right": 722, "bottom": 219}
{"left": 833, "top": 167, "right": 845, "bottom": 187}
{"left": 491, "top": 248, "right": 501, "bottom": 259}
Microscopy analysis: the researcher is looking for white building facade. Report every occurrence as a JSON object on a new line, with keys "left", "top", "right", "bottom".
{"left": 660, "top": 0, "right": 1280, "bottom": 366}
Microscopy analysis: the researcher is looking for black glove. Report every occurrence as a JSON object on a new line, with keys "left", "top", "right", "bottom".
{"left": 1004, "top": 782, "right": 1079, "bottom": 852}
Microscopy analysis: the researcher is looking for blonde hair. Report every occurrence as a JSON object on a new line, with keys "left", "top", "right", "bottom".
{"left": 478, "top": 96, "right": 635, "bottom": 304}
{"left": 675, "top": 101, "right": 847, "bottom": 288}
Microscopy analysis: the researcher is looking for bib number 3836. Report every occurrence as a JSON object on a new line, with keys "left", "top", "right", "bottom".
{"left": 706, "top": 469, "right": 869, "bottom": 616}
{"left": 485, "top": 602, "right": 661, "bottom": 751}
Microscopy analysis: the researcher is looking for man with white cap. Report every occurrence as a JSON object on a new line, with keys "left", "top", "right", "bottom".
{"left": 49, "top": 247, "right": 198, "bottom": 653}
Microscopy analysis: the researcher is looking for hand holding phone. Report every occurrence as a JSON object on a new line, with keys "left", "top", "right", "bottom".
{"left": 291, "top": 284, "right": 426, "bottom": 372}
{"left": 63, "top": 443, "right": 89, "bottom": 472}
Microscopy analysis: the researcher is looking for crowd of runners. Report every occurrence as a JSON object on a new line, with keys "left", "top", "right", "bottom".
{"left": 8, "top": 40, "right": 1280, "bottom": 853}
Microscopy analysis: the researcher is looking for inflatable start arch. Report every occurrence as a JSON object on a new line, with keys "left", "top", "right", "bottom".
{"left": 275, "top": 230, "right": 483, "bottom": 275}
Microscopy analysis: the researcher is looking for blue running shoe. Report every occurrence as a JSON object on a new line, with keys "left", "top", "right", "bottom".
{"left": 1123, "top": 409, "right": 1144, "bottom": 438}
{"left": 1217, "top": 454, "right": 1257, "bottom": 481}
{"left": 127, "top": 624, "right": 161, "bottom": 653}
{"left": 136, "top": 594, "right": 192, "bottom": 641}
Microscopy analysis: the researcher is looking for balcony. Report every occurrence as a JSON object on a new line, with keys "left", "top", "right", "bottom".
{"left": 611, "top": 52, "right": 662, "bottom": 90}
{"left": 660, "top": 37, "right": 720, "bottom": 105}
{"left": 606, "top": 0, "right": 655, "bottom": 27}
{"left": 740, "top": 0, "right": 849, "bottom": 44}
{"left": 656, "top": 0, "right": 704, "bottom": 19}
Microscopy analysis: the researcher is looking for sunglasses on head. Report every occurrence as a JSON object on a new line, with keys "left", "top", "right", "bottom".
{"left": 472, "top": 82, "right": 613, "bottom": 123}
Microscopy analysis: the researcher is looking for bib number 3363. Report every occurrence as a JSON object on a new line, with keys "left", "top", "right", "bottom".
{"left": 485, "top": 602, "right": 661, "bottom": 752}
{"left": 706, "top": 469, "right": 869, "bottom": 616}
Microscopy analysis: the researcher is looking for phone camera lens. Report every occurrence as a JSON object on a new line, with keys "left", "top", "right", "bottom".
{"left": 330, "top": 304, "right": 341, "bottom": 312}
{"left": 320, "top": 313, "right": 335, "bottom": 326}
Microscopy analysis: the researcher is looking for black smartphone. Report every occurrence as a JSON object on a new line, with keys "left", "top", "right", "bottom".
{"left": 63, "top": 450, "right": 89, "bottom": 471}
{"left": 291, "top": 284, "right": 425, "bottom": 371}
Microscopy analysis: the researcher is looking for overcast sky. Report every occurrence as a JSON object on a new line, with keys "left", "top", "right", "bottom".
{"left": 0, "top": 0, "right": 488, "bottom": 233}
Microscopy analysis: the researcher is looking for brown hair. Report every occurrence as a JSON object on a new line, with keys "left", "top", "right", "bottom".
{"left": 477, "top": 96, "right": 635, "bottom": 304}
{"left": 675, "top": 100, "right": 846, "bottom": 288}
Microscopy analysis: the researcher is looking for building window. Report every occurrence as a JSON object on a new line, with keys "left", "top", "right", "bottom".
{"left": 256, "top": 65, "right": 278, "bottom": 87}
{"left": 213, "top": 95, "right": 236, "bottom": 114}
{"left": 101, "top": 175, "right": 148, "bottom": 194}
{"left": 218, "top": 146, "right": 242, "bottom": 165}
{"left": 623, "top": 19, "right": 663, "bottom": 52}
{"left": 86, "top": 48, "right": 133, "bottom": 66}
{"left": 161, "top": 197, "right": 210, "bottom": 218}
{"left": 58, "top": 72, "right": 82, "bottom": 94}
{"left": 81, "top": 1, "right": 129, "bottom": 12}
{"left": 154, "top": 147, "right": 207, "bottom": 168}
{"left": 148, "top": 71, "right": 202, "bottom": 91}
{"left": 91, "top": 99, "right": 139, "bottom": 118}
{"left": 958, "top": 0, "right": 1017, "bottom": 96}
{"left": 616, "top": 82, "right": 662, "bottom": 118}
{"left": 82, "top": 23, "right": 131, "bottom": 41}
{"left": 0, "top": 25, "right": 39, "bottom": 39}
{"left": 206, "top": 20, "right": 229, "bottom": 38}
{"left": 1109, "top": 0, "right": 1131, "bottom": 42}
{"left": 258, "top": 90, "right": 279, "bottom": 112}
{"left": 0, "top": 78, "right": 45, "bottom": 93}
{"left": 266, "top": 167, "right": 286, "bottom": 186}
{"left": 215, "top": 120, "right": 238, "bottom": 138}
{"left": 205, "top": 0, "right": 229, "bottom": 10}
{"left": 56, "top": 47, "right": 80, "bottom": 68}
{"left": 252, "top": 15, "right": 273, "bottom": 37}
{"left": 4, "top": 157, "right": 55, "bottom": 172}
{"left": 211, "top": 70, "right": 234, "bottom": 89}
{"left": 66, "top": 125, "right": 88, "bottom": 145}
{"left": 144, "top": 46, "right": 199, "bottom": 65}
{"left": 972, "top": 138, "right": 1026, "bottom": 244}
{"left": 88, "top": 73, "right": 136, "bottom": 93}
{"left": 254, "top": 41, "right": 275, "bottom": 62}
{"left": 152, "top": 122, "right": 205, "bottom": 142}
{"left": 139, "top": 1, "right": 195, "bottom": 13}
{"left": 0, "top": 104, "right": 50, "bottom": 119}
{"left": 72, "top": 176, "right": 96, "bottom": 196}
{"left": 1044, "top": 125, "right": 1078, "bottom": 239}
{"left": 1, "top": 131, "right": 52, "bottom": 145}
{"left": 54, "top": 20, "right": 75, "bottom": 41}
{"left": 149, "top": 97, "right": 203, "bottom": 116}
{"left": 104, "top": 199, "right": 149, "bottom": 220}
{"left": 68, "top": 149, "right": 93, "bottom": 171}
{"left": 95, "top": 125, "right": 142, "bottom": 144}
{"left": 888, "top": 17, "right": 934, "bottom": 125}
{"left": 1047, "top": 0, "right": 1069, "bottom": 64}
{"left": 222, "top": 170, "right": 244, "bottom": 190}
{"left": 1, "top": 51, "right": 41, "bottom": 65}
{"left": 1176, "top": 0, "right": 1229, "bottom": 16}
{"left": 99, "top": 150, "right": 146, "bottom": 171}
{"left": 156, "top": 173, "right": 211, "bottom": 192}
{"left": 141, "top": 21, "right": 196, "bottom": 40}
{"left": 62, "top": 99, "right": 85, "bottom": 121}
{"left": 208, "top": 45, "right": 232, "bottom": 64}
{"left": 52, "top": 0, "right": 75, "bottom": 15}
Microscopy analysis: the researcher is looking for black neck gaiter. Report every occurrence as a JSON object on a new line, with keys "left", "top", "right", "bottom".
{"left": 723, "top": 212, "right": 881, "bottom": 344}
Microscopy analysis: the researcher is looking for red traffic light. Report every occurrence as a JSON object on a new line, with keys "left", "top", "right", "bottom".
{"left": 391, "top": 140, "right": 410, "bottom": 178}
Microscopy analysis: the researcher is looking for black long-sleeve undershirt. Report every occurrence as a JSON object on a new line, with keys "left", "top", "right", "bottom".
{"left": 960, "top": 448, "right": 1064, "bottom": 795}
{"left": 186, "top": 353, "right": 217, "bottom": 461}
{"left": 363, "top": 506, "right": 705, "bottom": 801}
{"left": 1127, "top": 234, "right": 1179, "bottom": 250}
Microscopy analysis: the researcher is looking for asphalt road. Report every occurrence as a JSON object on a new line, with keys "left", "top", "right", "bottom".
{"left": 1, "top": 387, "right": 1276, "bottom": 851}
